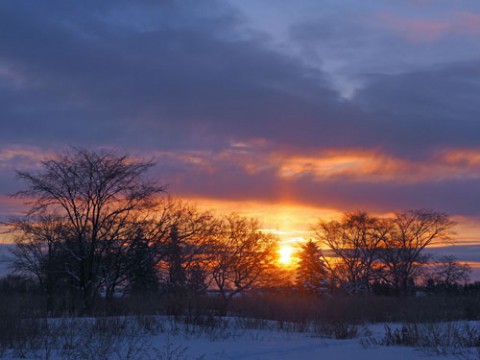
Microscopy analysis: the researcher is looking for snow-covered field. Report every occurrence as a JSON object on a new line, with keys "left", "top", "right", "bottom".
{"left": 148, "top": 325, "right": 442, "bottom": 360}
{"left": 1, "top": 240, "right": 479, "bottom": 359}
{"left": 2, "top": 317, "right": 478, "bottom": 359}
{"left": 147, "top": 322, "right": 479, "bottom": 360}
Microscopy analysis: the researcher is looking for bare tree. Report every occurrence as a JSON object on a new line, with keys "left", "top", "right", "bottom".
{"left": 210, "top": 214, "right": 276, "bottom": 310}
{"left": 429, "top": 255, "right": 470, "bottom": 287}
{"left": 379, "top": 210, "right": 455, "bottom": 295}
{"left": 12, "top": 149, "right": 164, "bottom": 312}
{"left": 10, "top": 212, "right": 68, "bottom": 311}
{"left": 313, "top": 211, "right": 389, "bottom": 294}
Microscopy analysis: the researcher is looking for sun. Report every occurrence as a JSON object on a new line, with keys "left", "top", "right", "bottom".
{"left": 278, "top": 245, "right": 295, "bottom": 266}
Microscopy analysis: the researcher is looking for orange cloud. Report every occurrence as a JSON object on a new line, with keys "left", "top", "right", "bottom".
{"left": 5, "top": 144, "right": 480, "bottom": 244}
{"left": 152, "top": 146, "right": 480, "bottom": 185}
{"left": 442, "top": 148, "right": 480, "bottom": 166}
{"left": 451, "top": 215, "right": 480, "bottom": 245}
{"left": 276, "top": 149, "right": 480, "bottom": 183}
{"left": 275, "top": 150, "right": 406, "bottom": 181}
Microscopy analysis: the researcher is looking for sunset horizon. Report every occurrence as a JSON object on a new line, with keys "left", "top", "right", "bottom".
{"left": 2, "top": 3, "right": 480, "bottom": 358}
{"left": 1, "top": 1, "right": 480, "bottom": 277}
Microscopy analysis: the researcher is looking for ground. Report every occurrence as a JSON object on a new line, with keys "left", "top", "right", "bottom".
{"left": 135, "top": 321, "right": 474, "bottom": 360}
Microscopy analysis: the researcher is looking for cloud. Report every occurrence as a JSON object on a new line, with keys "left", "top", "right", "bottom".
{"left": 0, "top": 0, "right": 342, "bottom": 151}
{"left": 368, "top": 13, "right": 449, "bottom": 43}
{"left": 1, "top": 1, "right": 480, "bottom": 222}
{"left": 1, "top": 1, "right": 479, "bottom": 157}
{"left": 456, "top": 12, "right": 480, "bottom": 35}
{"left": 287, "top": 4, "right": 480, "bottom": 98}
{"left": 352, "top": 60, "right": 480, "bottom": 156}
{"left": 368, "top": 11, "right": 480, "bottom": 43}
{"left": 140, "top": 145, "right": 480, "bottom": 216}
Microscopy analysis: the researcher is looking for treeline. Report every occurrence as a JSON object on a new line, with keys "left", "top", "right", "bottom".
{"left": 7, "top": 149, "right": 280, "bottom": 314}
{"left": 3, "top": 149, "right": 472, "bottom": 315}
{"left": 309, "top": 210, "right": 466, "bottom": 296}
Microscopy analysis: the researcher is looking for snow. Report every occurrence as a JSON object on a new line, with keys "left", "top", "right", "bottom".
{"left": 2, "top": 316, "right": 477, "bottom": 359}
{"left": 155, "top": 332, "right": 420, "bottom": 359}
{"left": 148, "top": 324, "right": 455, "bottom": 360}
{"left": 0, "top": 240, "right": 478, "bottom": 360}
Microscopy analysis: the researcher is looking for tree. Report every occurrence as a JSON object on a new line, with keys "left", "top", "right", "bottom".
{"left": 12, "top": 149, "right": 164, "bottom": 312}
{"left": 379, "top": 210, "right": 455, "bottom": 295}
{"left": 295, "top": 240, "right": 328, "bottom": 295}
{"left": 11, "top": 213, "right": 67, "bottom": 311}
{"left": 151, "top": 200, "right": 218, "bottom": 295}
{"left": 313, "top": 211, "right": 389, "bottom": 294}
{"left": 210, "top": 214, "right": 276, "bottom": 310}
{"left": 430, "top": 255, "right": 470, "bottom": 287}
{"left": 124, "top": 228, "right": 161, "bottom": 294}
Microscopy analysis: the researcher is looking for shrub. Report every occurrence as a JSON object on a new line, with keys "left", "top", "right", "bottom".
{"left": 381, "top": 322, "right": 480, "bottom": 355}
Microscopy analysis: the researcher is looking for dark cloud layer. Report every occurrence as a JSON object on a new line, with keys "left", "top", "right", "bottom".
{"left": 1, "top": 1, "right": 480, "bottom": 217}
{"left": 1, "top": 0, "right": 340, "bottom": 150}
{"left": 354, "top": 61, "right": 480, "bottom": 156}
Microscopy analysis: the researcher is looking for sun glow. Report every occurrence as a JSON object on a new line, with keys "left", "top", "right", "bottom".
{"left": 278, "top": 245, "right": 295, "bottom": 266}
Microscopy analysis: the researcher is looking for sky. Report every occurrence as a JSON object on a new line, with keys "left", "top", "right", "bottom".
{"left": 1, "top": 1, "right": 480, "bottom": 266}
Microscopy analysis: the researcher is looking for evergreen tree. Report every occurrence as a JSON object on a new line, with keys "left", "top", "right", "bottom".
{"left": 296, "top": 240, "right": 328, "bottom": 295}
